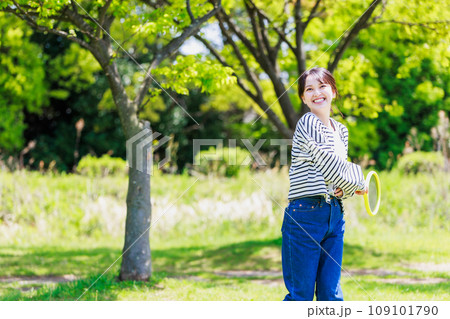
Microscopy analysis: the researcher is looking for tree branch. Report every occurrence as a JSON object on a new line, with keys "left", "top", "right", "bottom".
{"left": 246, "top": 0, "right": 273, "bottom": 54}
{"left": 245, "top": 0, "right": 268, "bottom": 59}
{"left": 186, "top": 0, "right": 195, "bottom": 23}
{"left": 10, "top": 0, "right": 97, "bottom": 39}
{"left": 216, "top": 8, "right": 260, "bottom": 59}
{"left": 294, "top": 0, "right": 305, "bottom": 75}
{"left": 303, "top": 0, "right": 322, "bottom": 29}
{"left": 9, "top": 1, "right": 93, "bottom": 51}
{"left": 194, "top": 35, "right": 230, "bottom": 67}
{"left": 257, "top": 11, "right": 275, "bottom": 62}
{"left": 134, "top": 0, "right": 222, "bottom": 108}
{"left": 218, "top": 0, "right": 299, "bottom": 128}
{"left": 328, "top": 0, "right": 382, "bottom": 73}
{"left": 216, "top": 19, "right": 262, "bottom": 97}
{"left": 234, "top": 2, "right": 296, "bottom": 128}
{"left": 97, "top": 0, "right": 113, "bottom": 38}
{"left": 245, "top": 0, "right": 297, "bottom": 58}
{"left": 372, "top": 19, "right": 450, "bottom": 31}
{"left": 195, "top": 28, "right": 291, "bottom": 137}
{"left": 194, "top": 37, "right": 259, "bottom": 99}
{"left": 262, "top": 107, "right": 294, "bottom": 138}
{"left": 272, "top": 24, "right": 285, "bottom": 62}
{"left": 368, "top": 0, "right": 386, "bottom": 25}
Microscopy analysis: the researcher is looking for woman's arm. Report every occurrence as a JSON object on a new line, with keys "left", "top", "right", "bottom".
{"left": 294, "top": 118, "right": 366, "bottom": 194}
{"left": 338, "top": 123, "right": 359, "bottom": 199}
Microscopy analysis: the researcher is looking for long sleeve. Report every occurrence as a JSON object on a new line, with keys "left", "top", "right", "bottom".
{"left": 294, "top": 117, "right": 365, "bottom": 195}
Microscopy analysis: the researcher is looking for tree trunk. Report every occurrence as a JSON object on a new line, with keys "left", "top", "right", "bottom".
{"left": 298, "top": 102, "right": 308, "bottom": 118}
{"left": 120, "top": 164, "right": 152, "bottom": 281}
{"left": 2, "top": 0, "right": 219, "bottom": 284}
{"left": 98, "top": 59, "right": 152, "bottom": 281}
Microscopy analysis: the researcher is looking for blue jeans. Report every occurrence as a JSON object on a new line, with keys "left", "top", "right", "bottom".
{"left": 281, "top": 196, "right": 345, "bottom": 301}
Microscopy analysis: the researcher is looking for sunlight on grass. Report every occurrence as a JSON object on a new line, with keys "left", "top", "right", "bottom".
{"left": 0, "top": 169, "right": 448, "bottom": 300}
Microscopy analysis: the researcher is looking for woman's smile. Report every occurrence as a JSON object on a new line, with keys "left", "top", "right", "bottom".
{"left": 312, "top": 97, "right": 326, "bottom": 104}
{"left": 302, "top": 76, "right": 336, "bottom": 112}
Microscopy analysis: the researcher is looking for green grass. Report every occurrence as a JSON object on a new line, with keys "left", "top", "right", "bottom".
{"left": 1, "top": 228, "right": 448, "bottom": 301}
{"left": 0, "top": 169, "right": 449, "bottom": 300}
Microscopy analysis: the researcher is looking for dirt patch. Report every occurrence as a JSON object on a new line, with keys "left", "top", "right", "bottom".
{"left": 212, "top": 269, "right": 448, "bottom": 287}
{"left": 215, "top": 269, "right": 413, "bottom": 278}
{"left": 0, "top": 274, "right": 77, "bottom": 285}
{"left": 2, "top": 267, "right": 447, "bottom": 290}
{"left": 0, "top": 275, "right": 79, "bottom": 292}
{"left": 404, "top": 263, "right": 450, "bottom": 273}
{"left": 214, "top": 270, "right": 282, "bottom": 278}
{"left": 251, "top": 278, "right": 284, "bottom": 287}
{"left": 167, "top": 275, "right": 209, "bottom": 282}
{"left": 378, "top": 278, "right": 448, "bottom": 285}
{"left": 343, "top": 269, "right": 411, "bottom": 277}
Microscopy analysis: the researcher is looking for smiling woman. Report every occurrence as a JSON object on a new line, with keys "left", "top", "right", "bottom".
{"left": 281, "top": 67, "right": 368, "bottom": 301}
{"left": 301, "top": 70, "right": 337, "bottom": 114}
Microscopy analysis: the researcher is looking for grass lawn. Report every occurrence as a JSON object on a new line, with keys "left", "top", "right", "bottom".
{"left": 0, "top": 170, "right": 448, "bottom": 300}
{"left": 1, "top": 225, "right": 448, "bottom": 301}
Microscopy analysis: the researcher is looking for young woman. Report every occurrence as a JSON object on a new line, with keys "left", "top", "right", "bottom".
{"left": 282, "top": 67, "right": 367, "bottom": 301}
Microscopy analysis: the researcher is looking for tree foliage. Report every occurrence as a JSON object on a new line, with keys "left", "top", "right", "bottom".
{"left": 0, "top": 13, "right": 47, "bottom": 152}
{"left": 188, "top": 0, "right": 449, "bottom": 169}
{"left": 1, "top": 0, "right": 228, "bottom": 282}
{"left": 352, "top": 0, "right": 450, "bottom": 168}
{"left": 193, "top": 0, "right": 449, "bottom": 146}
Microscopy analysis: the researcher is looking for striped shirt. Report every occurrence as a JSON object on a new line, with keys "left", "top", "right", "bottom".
{"left": 288, "top": 112, "right": 365, "bottom": 201}
{"left": 327, "top": 129, "right": 347, "bottom": 195}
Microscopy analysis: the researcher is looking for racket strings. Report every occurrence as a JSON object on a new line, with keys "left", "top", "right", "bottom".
{"left": 368, "top": 177, "right": 378, "bottom": 211}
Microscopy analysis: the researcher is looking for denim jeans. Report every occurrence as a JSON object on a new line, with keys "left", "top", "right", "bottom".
{"left": 281, "top": 196, "right": 345, "bottom": 301}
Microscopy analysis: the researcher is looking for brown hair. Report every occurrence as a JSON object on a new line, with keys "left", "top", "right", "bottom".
{"left": 298, "top": 67, "right": 343, "bottom": 117}
{"left": 298, "top": 67, "right": 338, "bottom": 97}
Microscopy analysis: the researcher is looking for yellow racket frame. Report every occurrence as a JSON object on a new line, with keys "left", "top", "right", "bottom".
{"left": 364, "top": 171, "right": 381, "bottom": 216}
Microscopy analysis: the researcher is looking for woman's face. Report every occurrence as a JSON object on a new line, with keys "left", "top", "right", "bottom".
{"left": 301, "top": 75, "right": 336, "bottom": 113}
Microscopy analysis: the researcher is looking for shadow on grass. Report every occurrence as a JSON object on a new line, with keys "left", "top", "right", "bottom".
{"left": 152, "top": 236, "right": 408, "bottom": 274}
{"left": 1, "top": 238, "right": 284, "bottom": 300}
{"left": 343, "top": 242, "right": 422, "bottom": 270}
{"left": 152, "top": 237, "right": 282, "bottom": 275}
{"left": 1, "top": 239, "right": 406, "bottom": 278}
{"left": 344, "top": 278, "right": 450, "bottom": 300}
{"left": 1, "top": 271, "right": 166, "bottom": 301}
{"left": 0, "top": 246, "right": 121, "bottom": 277}
{"left": 1, "top": 236, "right": 444, "bottom": 300}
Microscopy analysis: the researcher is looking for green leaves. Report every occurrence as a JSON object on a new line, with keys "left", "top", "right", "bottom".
{"left": 152, "top": 55, "right": 236, "bottom": 95}
{"left": 334, "top": 53, "right": 384, "bottom": 119}
{"left": 414, "top": 82, "right": 445, "bottom": 105}
{"left": 0, "top": 13, "right": 47, "bottom": 151}
{"left": 47, "top": 43, "right": 101, "bottom": 96}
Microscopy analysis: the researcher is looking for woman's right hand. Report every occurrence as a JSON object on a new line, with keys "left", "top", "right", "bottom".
{"left": 355, "top": 186, "right": 368, "bottom": 196}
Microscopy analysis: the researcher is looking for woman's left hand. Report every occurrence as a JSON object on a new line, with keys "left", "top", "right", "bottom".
{"left": 334, "top": 188, "right": 343, "bottom": 198}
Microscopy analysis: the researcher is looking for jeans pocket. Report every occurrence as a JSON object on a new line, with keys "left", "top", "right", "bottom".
{"left": 289, "top": 198, "right": 321, "bottom": 212}
{"left": 286, "top": 199, "right": 324, "bottom": 228}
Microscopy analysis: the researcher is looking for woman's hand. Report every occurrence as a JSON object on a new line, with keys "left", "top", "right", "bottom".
{"left": 334, "top": 188, "right": 343, "bottom": 198}
{"left": 355, "top": 187, "right": 368, "bottom": 196}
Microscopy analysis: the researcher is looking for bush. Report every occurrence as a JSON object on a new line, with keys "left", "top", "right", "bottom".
{"left": 77, "top": 154, "right": 128, "bottom": 177}
{"left": 397, "top": 151, "right": 444, "bottom": 174}
{"left": 193, "top": 146, "right": 251, "bottom": 177}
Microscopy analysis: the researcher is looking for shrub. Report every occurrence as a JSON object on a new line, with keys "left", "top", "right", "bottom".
{"left": 397, "top": 151, "right": 444, "bottom": 174}
{"left": 77, "top": 154, "right": 128, "bottom": 177}
{"left": 193, "top": 146, "right": 251, "bottom": 177}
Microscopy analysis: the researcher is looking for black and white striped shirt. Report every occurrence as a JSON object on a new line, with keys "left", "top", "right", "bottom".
{"left": 288, "top": 112, "right": 365, "bottom": 201}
